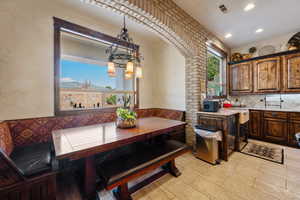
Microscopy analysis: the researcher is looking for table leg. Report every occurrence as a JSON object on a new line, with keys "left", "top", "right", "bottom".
{"left": 84, "top": 156, "right": 99, "bottom": 200}
{"left": 167, "top": 160, "right": 181, "bottom": 177}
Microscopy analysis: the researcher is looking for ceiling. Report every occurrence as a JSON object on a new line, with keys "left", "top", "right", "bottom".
{"left": 173, "top": 0, "right": 300, "bottom": 48}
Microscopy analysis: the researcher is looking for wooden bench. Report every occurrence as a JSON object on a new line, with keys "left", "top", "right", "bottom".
{"left": 96, "top": 140, "right": 189, "bottom": 200}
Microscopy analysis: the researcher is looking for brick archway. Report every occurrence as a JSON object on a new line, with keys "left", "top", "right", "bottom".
{"left": 83, "top": 0, "right": 228, "bottom": 146}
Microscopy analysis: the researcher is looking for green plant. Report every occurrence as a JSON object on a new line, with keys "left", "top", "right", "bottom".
{"left": 207, "top": 55, "right": 220, "bottom": 81}
{"left": 106, "top": 95, "right": 117, "bottom": 105}
{"left": 116, "top": 108, "right": 137, "bottom": 121}
{"left": 122, "top": 94, "right": 131, "bottom": 109}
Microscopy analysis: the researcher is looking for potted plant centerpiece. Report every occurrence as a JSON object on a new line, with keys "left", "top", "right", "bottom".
{"left": 116, "top": 95, "right": 137, "bottom": 129}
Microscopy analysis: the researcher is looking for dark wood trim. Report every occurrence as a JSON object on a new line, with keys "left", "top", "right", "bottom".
{"left": 228, "top": 49, "right": 300, "bottom": 65}
{"left": 53, "top": 17, "right": 140, "bottom": 116}
{"left": 54, "top": 20, "right": 61, "bottom": 117}
{"left": 207, "top": 42, "right": 228, "bottom": 58}
{"left": 53, "top": 17, "right": 139, "bottom": 50}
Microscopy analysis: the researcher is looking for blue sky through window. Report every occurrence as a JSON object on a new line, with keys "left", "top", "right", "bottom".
{"left": 60, "top": 59, "right": 116, "bottom": 88}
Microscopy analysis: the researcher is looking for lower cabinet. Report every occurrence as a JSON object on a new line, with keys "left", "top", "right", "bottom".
{"left": 249, "top": 110, "right": 262, "bottom": 139}
{"left": 288, "top": 121, "right": 300, "bottom": 147}
{"left": 263, "top": 118, "right": 288, "bottom": 144}
{"left": 249, "top": 110, "right": 299, "bottom": 147}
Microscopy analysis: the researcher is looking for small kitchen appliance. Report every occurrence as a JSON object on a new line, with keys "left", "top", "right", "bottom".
{"left": 203, "top": 100, "right": 219, "bottom": 112}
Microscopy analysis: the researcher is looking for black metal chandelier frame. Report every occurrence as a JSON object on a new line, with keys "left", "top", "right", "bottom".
{"left": 105, "top": 16, "right": 142, "bottom": 69}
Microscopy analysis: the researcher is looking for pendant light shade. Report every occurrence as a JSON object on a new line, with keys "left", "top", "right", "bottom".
{"left": 126, "top": 61, "right": 134, "bottom": 74}
{"left": 136, "top": 66, "right": 143, "bottom": 78}
{"left": 107, "top": 62, "right": 116, "bottom": 77}
{"left": 125, "top": 71, "right": 132, "bottom": 80}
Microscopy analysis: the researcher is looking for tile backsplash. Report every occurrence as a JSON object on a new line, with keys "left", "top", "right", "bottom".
{"left": 229, "top": 94, "right": 300, "bottom": 110}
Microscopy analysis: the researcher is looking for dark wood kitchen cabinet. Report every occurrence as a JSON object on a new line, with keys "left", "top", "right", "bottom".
{"left": 254, "top": 57, "right": 281, "bottom": 93}
{"left": 229, "top": 61, "right": 253, "bottom": 94}
{"left": 249, "top": 110, "right": 299, "bottom": 147}
{"left": 288, "top": 120, "right": 300, "bottom": 147}
{"left": 282, "top": 53, "right": 300, "bottom": 92}
{"left": 249, "top": 110, "right": 262, "bottom": 139}
{"left": 228, "top": 50, "right": 300, "bottom": 95}
{"left": 263, "top": 118, "right": 288, "bottom": 144}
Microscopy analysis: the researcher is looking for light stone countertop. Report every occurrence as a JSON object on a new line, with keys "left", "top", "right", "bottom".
{"left": 197, "top": 108, "right": 244, "bottom": 116}
{"left": 197, "top": 107, "right": 300, "bottom": 116}
{"left": 246, "top": 107, "right": 300, "bottom": 112}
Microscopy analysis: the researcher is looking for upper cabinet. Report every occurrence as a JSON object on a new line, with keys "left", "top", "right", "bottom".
{"left": 229, "top": 62, "right": 253, "bottom": 94}
{"left": 254, "top": 57, "right": 281, "bottom": 93}
{"left": 228, "top": 50, "right": 300, "bottom": 95}
{"left": 283, "top": 53, "right": 300, "bottom": 92}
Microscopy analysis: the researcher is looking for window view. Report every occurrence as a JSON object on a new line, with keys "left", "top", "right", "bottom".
{"left": 59, "top": 32, "right": 135, "bottom": 111}
{"left": 207, "top": 47, "right": 226, "bottom": 97}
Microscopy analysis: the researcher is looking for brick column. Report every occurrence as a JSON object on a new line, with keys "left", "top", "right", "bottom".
{"left": 185, "top": 53, "right": 206, "bottom": 146}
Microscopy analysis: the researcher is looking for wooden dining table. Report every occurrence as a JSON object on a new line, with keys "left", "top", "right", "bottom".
{"left": 52, "top": 117, "right": 186, "bottom": 200}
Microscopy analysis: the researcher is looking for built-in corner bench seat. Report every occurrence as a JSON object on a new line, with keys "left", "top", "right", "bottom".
{"left": 0, "top": 108, "right": 185, "bottom": 200}
{"left": 97, "top": 140, "right": 188, "bottom": 199}
{"left": 0, "top": 122, "right": 57, "bottom": 200}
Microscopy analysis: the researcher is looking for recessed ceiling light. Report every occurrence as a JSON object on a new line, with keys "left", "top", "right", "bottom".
{"left": 255, "top": 28, "right": 264, "bottom": 33}
{"left": 244, "top": 3, "right": 255, "bottom": 11}
{"left": 225, "top": 33, "right": 232, "bottom": 39}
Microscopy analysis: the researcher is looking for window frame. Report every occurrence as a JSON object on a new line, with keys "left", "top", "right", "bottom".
{"left": 54, "top": 17, "right": 140, "bottom": 116}
{"left": 206, "top": 42, "right": 228, "bottom": 99}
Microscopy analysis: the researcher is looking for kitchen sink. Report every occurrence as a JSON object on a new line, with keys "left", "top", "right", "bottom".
{"left": 228, "top": 108, "right": 249, "bottom": 124}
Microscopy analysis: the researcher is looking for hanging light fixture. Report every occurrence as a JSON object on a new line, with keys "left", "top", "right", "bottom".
{"left": 107, "top": 62, "right": 116, "bottom": 77}
{"left": 126, "top": 61, "right": 134, "bottom": 74}
{"left": 106, "top": 16, "right": 143, "bottom": 79}
{"left": 135, "top": 66, "right": 143, "bottom": 78}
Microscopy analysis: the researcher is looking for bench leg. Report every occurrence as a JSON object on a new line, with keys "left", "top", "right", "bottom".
{"left": 113, "top": 183, "right": 132, "bottom": 200}
{"left": 167, "top": 160, "right": 181, "bottom": 177}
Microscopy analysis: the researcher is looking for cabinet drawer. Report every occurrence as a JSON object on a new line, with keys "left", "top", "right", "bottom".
{"left": 290, "top": 113, "right": 300, "bottom": 121}
{"left": 264, "top": 111, "right": 288, "bottom": 119}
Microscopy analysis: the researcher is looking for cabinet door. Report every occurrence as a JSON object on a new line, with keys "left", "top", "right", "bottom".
{"left": 249, "top": 110, "right": 262, "bottom": 139}
{"left": 288, "top": 121, "right": 300, "bottom": 147}
{"left": 230, "top": 62, "right": 253, "bottom": 94}
{"left": 254, "top": 57, "right": 281, "bottom": 92}
{"left": 283, "top": 53, "right": 300, "bottom": 92}
{"left": 263, "top": 118, "right": 287, "bottom": 144}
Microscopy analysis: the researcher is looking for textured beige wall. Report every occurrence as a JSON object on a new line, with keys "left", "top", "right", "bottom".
{"left": 153, "top": 42, "right": 185, "bottom": 110}
{"left": 0, "top": 0, "right": 158, "bottom": 120}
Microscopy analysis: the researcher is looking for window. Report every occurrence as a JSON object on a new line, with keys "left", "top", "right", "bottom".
{"left": 206, "top": 45, "right": 227, "bottom": 98}
{"left": 54, "top": 18, "right": 138, "bottom": 115}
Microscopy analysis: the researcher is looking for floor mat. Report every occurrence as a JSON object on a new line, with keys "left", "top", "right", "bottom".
{"left": 241, "top": 142, "right": 284, "bottom": 164}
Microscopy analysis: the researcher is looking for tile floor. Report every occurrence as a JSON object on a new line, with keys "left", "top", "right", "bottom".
{"left": 100, "top": 140, "right": 300, "bottom": 200}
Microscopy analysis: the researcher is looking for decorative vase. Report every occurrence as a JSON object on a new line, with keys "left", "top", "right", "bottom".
{"left": 116, "top": 117, "right": 136, "bottom": 129}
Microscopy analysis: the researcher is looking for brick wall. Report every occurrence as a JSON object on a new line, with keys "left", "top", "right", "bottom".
{"left": 83, "top": 0, "right": 229, "bottom": 146}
